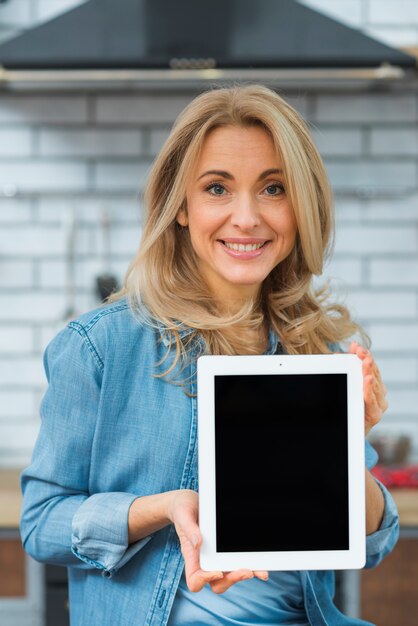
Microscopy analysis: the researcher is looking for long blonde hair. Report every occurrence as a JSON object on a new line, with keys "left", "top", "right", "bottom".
{"left": 109, "top": 84, "right": 367, "bottom": 366}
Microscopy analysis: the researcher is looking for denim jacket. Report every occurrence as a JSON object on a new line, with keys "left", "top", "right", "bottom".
{"left": 20, "top": 298, "right": 399, "bottom": 626}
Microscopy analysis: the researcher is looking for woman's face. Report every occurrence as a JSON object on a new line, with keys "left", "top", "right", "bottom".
{"left": 178, "top": 125, "right": 297, "bottom": 306}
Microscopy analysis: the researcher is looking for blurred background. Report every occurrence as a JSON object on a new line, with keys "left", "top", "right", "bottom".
{"left": 0, "top": 1, "right": 417, "bottom": 625}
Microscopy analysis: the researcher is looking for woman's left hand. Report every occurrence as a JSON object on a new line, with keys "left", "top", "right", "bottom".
{"left": 348, "top": 342, "right": 388, "bottom": 435}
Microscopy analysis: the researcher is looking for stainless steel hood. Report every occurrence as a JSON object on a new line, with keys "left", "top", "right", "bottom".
{"left": 0, "top": 0, "right": 415, "bottom": 90}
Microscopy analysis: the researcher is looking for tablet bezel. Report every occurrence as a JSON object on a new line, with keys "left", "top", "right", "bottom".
{"left": 197, "top": 354, "right": 365, "bottom": 571}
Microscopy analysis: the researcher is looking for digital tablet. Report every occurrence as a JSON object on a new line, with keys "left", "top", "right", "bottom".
{"left": 197, "top": 354, "right": 365, "bottom": 571}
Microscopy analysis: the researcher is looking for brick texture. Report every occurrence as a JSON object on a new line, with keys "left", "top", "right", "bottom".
{"left": 1, "top": 1, "right": 418, "bottom": 467}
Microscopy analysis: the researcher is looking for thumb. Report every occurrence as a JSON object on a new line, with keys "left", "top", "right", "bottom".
{"left": 189, "top": 532, "right": 201, "bottom": 548}
{"left": 170, "top": 491, "right": 201, "bottom": 548}
{"left": 174, "top": 514, "right": 201, "bottom": 549}
{"left": 180, "top": 523, "right": 201, "bottom": 549}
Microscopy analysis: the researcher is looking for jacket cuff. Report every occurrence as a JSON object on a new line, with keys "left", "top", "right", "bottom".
{"left": 365, "top": 477, "right": 399, "bottom": 568}
{"left": 71, "top": 492, "right": 152, "bottom": 577}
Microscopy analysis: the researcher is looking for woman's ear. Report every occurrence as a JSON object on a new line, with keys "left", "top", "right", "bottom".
{"left": 176, "top": 205, "right": 188, "bottom": 227}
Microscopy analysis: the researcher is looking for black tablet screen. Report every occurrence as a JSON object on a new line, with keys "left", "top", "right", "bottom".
{"left": 214, "top": 373, "right": 349, "bottom": 552}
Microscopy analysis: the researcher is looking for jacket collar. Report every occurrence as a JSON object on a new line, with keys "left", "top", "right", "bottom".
{"left": 156, "top": 320, "right": 283, "bottom": 355}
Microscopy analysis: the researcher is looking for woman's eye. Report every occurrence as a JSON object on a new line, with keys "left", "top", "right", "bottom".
{"left": 265, "top": 184, "right": 284, "bottom": 195}
{"left": 206, "top": 183, "right": 226, "bottom": 196}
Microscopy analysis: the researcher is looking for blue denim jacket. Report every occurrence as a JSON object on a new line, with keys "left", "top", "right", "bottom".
{"left": 20, "top": 298, "right": 399, "bottom": 626}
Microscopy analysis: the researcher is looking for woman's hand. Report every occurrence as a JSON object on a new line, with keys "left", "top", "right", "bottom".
{"left": 167, "top": 489, "right": 268, "bottom": 594}
{"left": 348, "top": 341, "right": 388, "bottom": 435}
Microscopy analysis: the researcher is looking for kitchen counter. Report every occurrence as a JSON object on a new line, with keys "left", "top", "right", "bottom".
{"left": 0, "top": 469, "right": 22, "bottom": 529}
{"left": 1, "top": 470, "right": 418, "bottom": 528}
{"left": 390, "top": 488, "right": 418, "bottom": 527}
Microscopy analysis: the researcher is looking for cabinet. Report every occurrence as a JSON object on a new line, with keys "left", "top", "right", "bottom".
{"left": 0, "top": 470, "right": 43, "bottom": 626}
{"left": 361, "top": 530, "right": 418, "bottom": 626}
{"left": 0, "top": 530, "right": 44, "bottom": 626}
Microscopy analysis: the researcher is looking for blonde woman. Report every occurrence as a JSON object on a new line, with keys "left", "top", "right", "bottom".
{"left": 21, "top": 85, "right": 398, "bottom": 626}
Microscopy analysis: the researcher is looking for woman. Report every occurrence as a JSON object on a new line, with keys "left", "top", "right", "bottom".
{"left": 21, "top": 85, "right": 398, "bottom": 626}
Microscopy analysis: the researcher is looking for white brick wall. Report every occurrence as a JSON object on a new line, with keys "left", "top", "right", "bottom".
{"left": 378, "top": 357, "right": 418, "bottom": 383}
{"left": 370, "top": 128, "right": 418, "bottom": 155}
{"left": 312, "top": 128, "right": 363, "bottom": 156}
{"left": 0, "top": 327, "right": 33, "bottom": 353}
{"left": 94, "top": 162, "right": 150, "bottom": 191}
{"left": 0, "top": 1, "right": 418, "bottom": 468}
{"left": 298, "top": 0, "right": 363, "bottom": 28}
{"left": 299, "top": 0, "right": 418, "bottom": 47}
{"left": 0, "top": 129, "right": 32, "bottom": 156}
{"left": 326, "top": 160, "right": 417, "bottom": 192}
{"left": 0, "top": 0, "right": 32, "bottom": 27}
{"left": 96, "top": 95, "right": 194, "bottom": 124}
{"left": 0, "top": 162, "right": 89, "bottom": 192}
{"left": 38, "top": 129, "right": 144, "bottom": 157}
{"left": 368, "top": 0, "right": 418, "bottom": 25}
{"left": 335, "top": 226, "right": 417, "bottom": 254}
{"left": 370, "top": 260, "right": 418, "bottom": 286}
{"left": 314, "top": 94, "right": 417, "bottom": 123}
{"left": 343, "top": 290, "right": 417, "bottom": 320}
{"left": 0, "top": 96, "right": 88, "bottom": 124}
{"left": 369, "top": 324, "right": 418, "bottom": 351}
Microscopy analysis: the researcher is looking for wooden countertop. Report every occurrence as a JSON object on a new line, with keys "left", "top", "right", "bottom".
{"left": 1, "top": 470, "right": 418, "bottom": 529}
{"left": 0, "top": 470, "right": 22, "bottom": 529}
{"left": 390, "top": 488, "right": 418, "bottom": 527}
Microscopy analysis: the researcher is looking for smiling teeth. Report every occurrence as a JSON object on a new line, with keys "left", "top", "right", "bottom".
{"left": 224, "top": 242, "right": 265, "bottom": 251}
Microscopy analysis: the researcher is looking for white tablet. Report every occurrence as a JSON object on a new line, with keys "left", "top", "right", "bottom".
{"left": 197, "top": 354, "right": 365, "bottom": 572}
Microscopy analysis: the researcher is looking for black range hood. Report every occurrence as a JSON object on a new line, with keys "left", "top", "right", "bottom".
{"left": 0, "top": 0, "right": 415, "bottom": 89}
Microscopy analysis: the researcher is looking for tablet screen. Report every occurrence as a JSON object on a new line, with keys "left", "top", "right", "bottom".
{"left": 214, "top": 373, "right": 349, "bottom": 553}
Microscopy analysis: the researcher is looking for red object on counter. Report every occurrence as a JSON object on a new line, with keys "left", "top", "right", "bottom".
{"left": 371, "top": 464, "right": 418, "bottom": 488}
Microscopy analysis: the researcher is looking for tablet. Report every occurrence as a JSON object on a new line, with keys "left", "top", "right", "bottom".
{"left": 197, "top": 354, "right": 365, "bottom": 571}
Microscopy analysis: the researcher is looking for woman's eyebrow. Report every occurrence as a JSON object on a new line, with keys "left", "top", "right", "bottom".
{"left": 197, "top": 170, "right": 233, "bottom": 181}
{"left": 257, "top": 168, "right": 283, "bottom": 180}
{"left": 197, "top": 168, "right": 283, "bottom": 182}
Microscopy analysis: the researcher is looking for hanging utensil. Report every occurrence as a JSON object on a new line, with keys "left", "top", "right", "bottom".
{"left": 95, "top": 209, "right": 119, "bottom": 302}
{"left": 62, "top": 205, "right": 77, "bottom": 322}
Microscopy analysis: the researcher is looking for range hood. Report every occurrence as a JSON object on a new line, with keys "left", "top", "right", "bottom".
{"left": 0, "top": 0, "right": 415, "bottom": 90}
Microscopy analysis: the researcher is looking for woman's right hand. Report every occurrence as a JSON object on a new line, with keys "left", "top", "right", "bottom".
{"left": 167, "top": 489, "right": 268, "bottom": 594}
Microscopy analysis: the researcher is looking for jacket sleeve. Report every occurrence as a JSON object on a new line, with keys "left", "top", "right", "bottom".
{"left": 20, "top": 324, "right": 152, "bottom": 578}
{"left": 364, "top": 439, "right": 399, "bottom": 569}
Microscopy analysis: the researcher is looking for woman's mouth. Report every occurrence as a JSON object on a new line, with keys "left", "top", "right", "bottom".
{"left": 223, "top": 241, "right": 266, "bottom": 252}
{"left": 218, "top": 239, "right": 270, "bottom": 258}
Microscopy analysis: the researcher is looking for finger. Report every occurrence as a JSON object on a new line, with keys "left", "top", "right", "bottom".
{"left": 372, "top": 361, "right": 386, "bottom": 394}
{"left": 176, "top": 528, "right": 212, "bottom": 592}
{"left": 362, "top": 359, "right": 387, "bottom": 413}
{"left": 361, "top": 353, "right": 373, "bottom": 373}
{"left": 364, "top": 375, "right": 379, "bottom": 412}
{"left": 253, "top": 570, "right": 269, "bottom": 580}
{"left": 177, "top": 526, "right": 225, "bottom": 592}
{"left": 372, "top": 375, "right": 388, "bottom": 410}
{"left": 364, "top": 377, "right": 383, "bottom": 433}
{"left": 187, "top": 568, "right": 224, "bottom": 592}
{"left": 351, "top": 342, "right": 369, "bottom": 360}
{"left": 174, "top": 503, "right": 201, "bottom": 548}
{"left": 362, "top": 358, "right": 374, "bottom": 387}
{"left": 209, "top": 569, "right": 254, "bottom": 594}
{"left": 369, "top": 359, "right": 388, "bottom": 411}
{"left": 348, "top": 341, "right": 358, "bottom": 354}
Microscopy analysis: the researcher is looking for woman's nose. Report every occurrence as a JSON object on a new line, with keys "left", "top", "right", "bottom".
{"left": 230, "top": 195, "right": 261, "bottom": 230}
